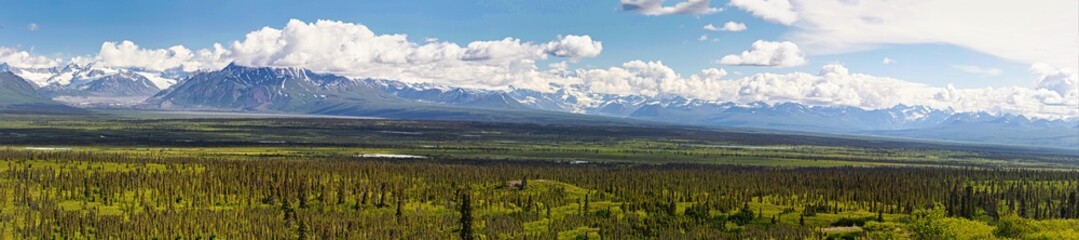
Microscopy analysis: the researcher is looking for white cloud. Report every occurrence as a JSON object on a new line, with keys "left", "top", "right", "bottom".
{"left": 548, "top": 61, "right": 569, "bottom": 71}
{"left": 1030, "top": 63, "right": 1078, "bottom": 97}
{"left": 543, "top": 35, "right": 603, "bottom": 59}
{"left": 0, "top": 47, "right": 63, "bottom": 68}
{"left": 952, "top": 65, "right": 1003, "bottom": 77}
{"left": 698, "top": 35, "right": 709, "bottom": 41}
{"left": 576, "top": 60, "right": 736, "bottom": 99}
{"left": 26, "top": 23, "right": 39, "bottom": 31}
{"left": 98, "top": 40, "right": 230, "bottom": 72}
{"left": 785, "top": 0, "right": 1079, "bottom": 68}
{"left": 704, "top": 21, "right": 747, "bottom": 32}
{"left": 620, "top": 0, "right": 721, "bottom": 16}
{"left": 729, "top": 0, "right": 797, "bottom": 25}
{"left": 220, "top": 19, "right": 601, "bottom": 90}
{"left": 720, "top": 21, "right": 747, "bottom": 32}
{"left": 718, "top": 40, "right": 806, "bottom": 67}
{"left": 881, "top": 57, "right": 894, "bottom": 64}
{"left": 573, "top": 61, "right": 1077, "bottom": 119}
{"left": 459, "top": 38, "right": 547, "bottom": 62}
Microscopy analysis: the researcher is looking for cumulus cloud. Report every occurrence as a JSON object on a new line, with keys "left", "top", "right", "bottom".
{"left": 1030, "top": 63, "right": 1078, "bottom": 97}
{"left": 952, "top": 65, "right": 1002, "bottom": 77}
{"left": 98, "top": 41, "right": 230, "bottom": 72}
{"left": 718, "top": 40, "right": 806, "bottom": 67}
{"left": 543, "top": 35, "right": 603, "bottom": 59}
{"left": 575, "top": 60, "right": 736, "bottom": 99}
{"left": 729, "top": 0, "right": 797, "bottom": 25}
{"left": 0, "top": 47, "right": 63, "bottom": 68}
{"left": 26, "top": 23, "right": 39, "bottom": 31}
{"left": 620, "top": 0, "right": 720, "bottom": 16}
{"left": 881, "top": 57, "right": 894, "bottom": 64}
{"left": 219, "top": 19, "right": 602, "bottom": 90}
{"left": 786, "top": 0, "right": 1079, "bottom": 68}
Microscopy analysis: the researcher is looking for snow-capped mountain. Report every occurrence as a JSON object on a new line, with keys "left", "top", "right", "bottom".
{"left": 0, "top": 62, "right": 187, "bottom": 106}
{"left": 367, "top": 76, "right": 1077, "bottom": 148}
{"left": 5, "top": 62, "right": 1074, "bottom": 148}
{"left": 39, "top": 63, "right": 180, "bottom": 89}
{"left": 370, "top": 79, "right": 527, "bottom": 110}
{"left": 145, "top": 63, "right": 398, "bottom": 111}
{"left": 507, "top": 84, "right": 650, "bottom": 115}
{"left": 41, "top": 71, "right": 160, "bottom": 97}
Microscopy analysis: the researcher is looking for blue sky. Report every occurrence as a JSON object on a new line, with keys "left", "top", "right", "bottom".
{"left": 0, "top": 0, "right": 1046, "bottom": 88}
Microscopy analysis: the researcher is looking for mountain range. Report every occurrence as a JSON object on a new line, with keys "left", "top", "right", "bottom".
{"left": 2, "top": 62, "right": 1076, "bottom": 149}
{"left": 0, "top": 64, "right": 86, "bottom": 114}
{"left": 3, "top": 63, "right": 182, "bottom": 106}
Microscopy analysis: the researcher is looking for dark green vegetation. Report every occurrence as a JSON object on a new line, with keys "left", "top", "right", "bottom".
{"left": 0, "top": 114, "right": 1077, "bottom": 239}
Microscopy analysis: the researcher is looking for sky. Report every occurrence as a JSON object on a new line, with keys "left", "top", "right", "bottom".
{"left": 0, "top": 0, "right": 1076, "bottom": 119}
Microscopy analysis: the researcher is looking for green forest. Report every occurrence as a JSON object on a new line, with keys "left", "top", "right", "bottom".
{"left": 0, "top": 116, "right": 1077, "bottom": 239}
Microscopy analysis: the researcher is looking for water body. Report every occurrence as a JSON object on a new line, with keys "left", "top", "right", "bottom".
{"left": 355, "top": 154, "right": 427, "bottom": 159}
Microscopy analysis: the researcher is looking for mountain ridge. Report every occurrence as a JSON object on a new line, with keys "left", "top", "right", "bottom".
{"left": 3, "top": 62, "right": 1075, "bottom": 148}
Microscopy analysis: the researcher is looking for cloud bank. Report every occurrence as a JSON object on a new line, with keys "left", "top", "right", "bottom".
{"left": 0, "top": 47, "right": 63, "bottom": 68}
{"left": 573, "top": 62, "right": 1078, "bottom": 119}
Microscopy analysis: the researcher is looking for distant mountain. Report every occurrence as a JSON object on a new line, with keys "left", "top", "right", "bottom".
{"left": 8, "top": 61, "right": 1072, "bottom": 148}
{"left": 0, "top": 69, "right": 85, "bottom": 114}
{"left": 623, "top": 101, "right": 953, "bottom": 132}
{"left": 141, "top": 63, "right": 651, "bottom": 125}
{"left": 42, "top": 71, "right": 160, "bottom": 97}
{"left": 33, "top": 63, "right": 180, "bottom": 89}
{"left": 147, "top": 64, "right": 1075, "bottom": 148}
{"left": 1, "top": 63, "right": 184, "bottom": 106}
{"left": 371, "top": 79, "right": 527, "bottom": 110}
{"left": 145, "top": 63, "right": 404, "bottom": 111}
{"left": 867, "top": 113, "right": 1079, "bottom": 148}
{"left": 0, "top": 70, "right": 52, "bottom": 104}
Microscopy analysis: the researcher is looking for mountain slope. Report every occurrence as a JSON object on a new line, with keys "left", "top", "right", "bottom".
{"left": 42, "top": 71, "right": 161, "bottom": 97}
{"left": 143, "top": 64, "right": 659, "bottom": 126}
{"left": 146, "top": 63, "right": 403, "bottom": 111}
{"left": 372, "top": 80, "right": 528, "bottom": 110}
{"left": 0, "top": 71, "right": 85, "bottom": 114}
{"left": 0, "top": 72, "right": 52, "bottom": 104}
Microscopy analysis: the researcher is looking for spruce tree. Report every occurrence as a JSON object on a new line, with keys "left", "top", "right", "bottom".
{"left": 459, "top": 193, "right": 473, "bottom": 240}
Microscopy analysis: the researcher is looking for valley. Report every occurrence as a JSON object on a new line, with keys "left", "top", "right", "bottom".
{"left": 0, "top": 114, "right": 1076, "bottom": 239}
